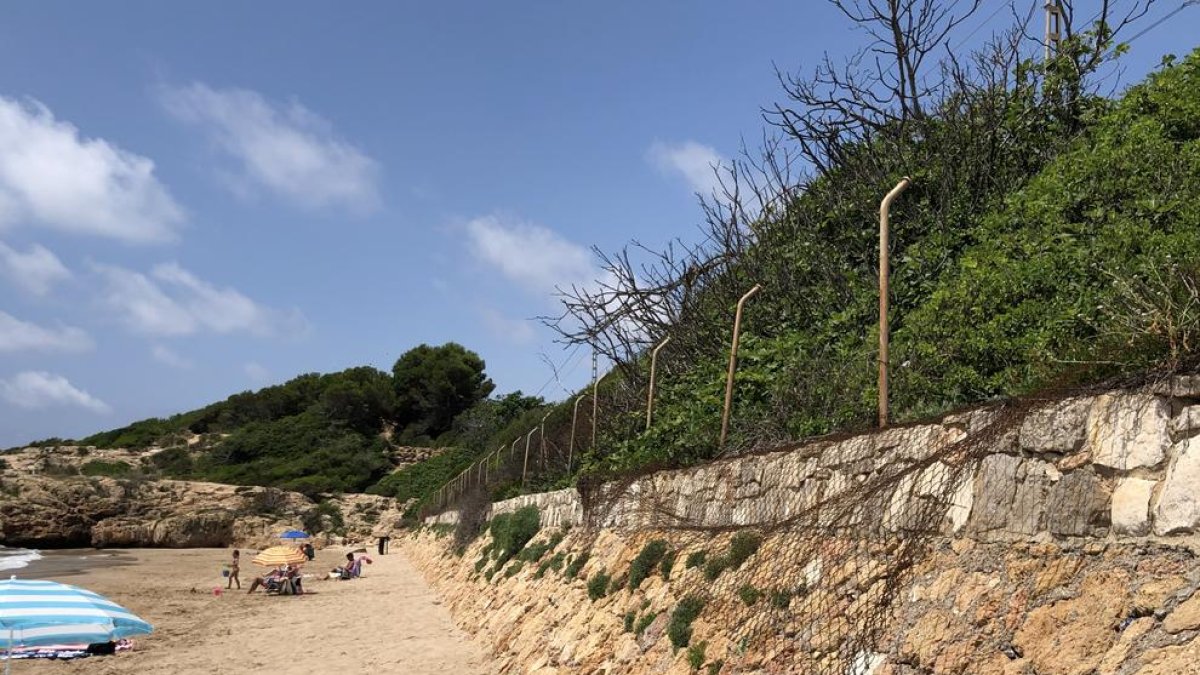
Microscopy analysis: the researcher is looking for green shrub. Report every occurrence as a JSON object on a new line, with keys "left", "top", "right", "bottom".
{"left": 629, "top": 539, "right": 669, "bottom": 590}
{"left": 518, "top": 527, "right": 566, "bottom": 563}
{"left": 703, "top": 557, "right": 727, "bottom": 581}
{"left": 726, "top": 532, "right": 762, "bottom": 570}
{"left": 660, "top": 549, "right": 677, "bottom": 581}
{"left": 635, "top": 611, "right": 657, "bottom": 636}
{"left": 707, "top": 661, "right": 724, "bottom": 675}
{"left": 489, "top": 505, "right": 540, "bottom": 566}
{"left": 587, "top": 571, "right": 612, "bottom": 601}
{"left": 565, "top": 551, "right": 589, "bottom": 580}
{"left": 667, "top": 596, "right": 706, "bottom": 649}
{"left": 769, "top": 589, "right": 793, "bottom": 609}
{"left": 80, "top": 460, "right": 132, "bottom": 477}
{"left": 687, "top": 641, "right": 707, "bottom": 670}
{"left": 474, "top": 555, "right": 488, "bottom": 574}
{"left": 624, "top": 611, "right": 636, "bottom": 632}
{"left": 738, "top": 584, "right": 761, "bottom": 606}
{"left": 504, "top": 561, "right": 524, "bottom": 578}
{"left": 685, "top": 550, "right": 706, "bottom": 569}
{"left": 302, "top": 500, "right": 346, "bottom": 535}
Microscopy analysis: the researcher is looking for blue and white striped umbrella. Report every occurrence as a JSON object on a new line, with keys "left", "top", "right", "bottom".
{"left": 0, "top": 578, "right": 152, "bottom": 649}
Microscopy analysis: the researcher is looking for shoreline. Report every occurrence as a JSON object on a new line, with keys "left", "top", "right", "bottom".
{"left": 15, "top": 548, "right": 137, "bottom": 580}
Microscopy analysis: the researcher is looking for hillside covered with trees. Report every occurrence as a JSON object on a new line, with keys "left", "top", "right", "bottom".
{"left": 24, "top": 342, "right": 545, "bottom": 499}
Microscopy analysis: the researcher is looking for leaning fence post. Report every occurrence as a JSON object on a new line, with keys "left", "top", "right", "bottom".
{"left": 646, "top": 336, "right": 672, "bottom": 430}
{"left": 879, "top": 177, "right": 911, "bottom": 428}
{"left": 539, "top": 411, "right": 551, "bottom": 472}
{"left": 521, "top": 427, "right": 538, "bottom": 489}
{"left": 720, "top": 284, "right": 763, "bottom": 450}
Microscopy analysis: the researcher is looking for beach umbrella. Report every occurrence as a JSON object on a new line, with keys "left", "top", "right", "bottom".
{"left": 278, "top": 530, "right": 309, "bottom": 540}
{"left": 0, "top": 577, "right": 152, "bottom": 673}
{"left": 251, "top": 546, "right": 307, "bottom": 567}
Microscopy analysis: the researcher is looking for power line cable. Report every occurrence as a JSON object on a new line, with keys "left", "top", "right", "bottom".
{"left": 952, "top": 1, "right": 1014, "bottom": 50}
{"left": 1119, "top": 0, "right": 1198, "bottom": 46}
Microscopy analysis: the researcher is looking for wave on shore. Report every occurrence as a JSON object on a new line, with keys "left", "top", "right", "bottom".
{"left": 0, "top": 546, "right": 42, "bottom": 572}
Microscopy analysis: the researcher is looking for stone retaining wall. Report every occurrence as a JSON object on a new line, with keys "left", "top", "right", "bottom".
{"left": 429, "top": 377, "right": 1200, "bottom": 543}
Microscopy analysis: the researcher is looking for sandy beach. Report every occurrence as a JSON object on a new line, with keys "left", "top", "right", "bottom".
{"left": 12, "top": 546, "right": 488, "bottom": 674}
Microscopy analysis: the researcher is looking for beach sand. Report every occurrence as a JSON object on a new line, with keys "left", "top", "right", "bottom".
{"left": 14, "top": 547, "right": 488, "bottom": 674}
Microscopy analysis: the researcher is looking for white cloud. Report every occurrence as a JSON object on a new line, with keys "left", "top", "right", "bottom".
{"left": 0, "top": 241, "right": 71, "bottom": 296}
{"left": 0, "top": 311, "right": 92, "bottom": 353}
{"left": 481, "top": 308, "right": 537, "bottom": 345}
{"left": 244, "top": 362, "right": 269, "bottom": 383}
{"left": 93, "top": 262, "right": 305, "bottom": 338}
{"left": 161, "top": 83, "right": 379, "bottom": 212}
{"left": 465, "top": 215, "right": 595, "bottom": 294}
{"left": 647, "top": 140, "right": 725, "bottom": 196}
{"left": 151, "top": 344, "right": 192, "bottom": 369}
{"left": 0, "top": 97, "right": 184, "bottom": 243}
{"left": 0, "top": 371, "right": 109, "bottom": 413}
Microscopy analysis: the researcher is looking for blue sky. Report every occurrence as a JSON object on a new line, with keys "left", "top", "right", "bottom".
{"left": 0, "top": 2, "right": 1196, "bottom": 446}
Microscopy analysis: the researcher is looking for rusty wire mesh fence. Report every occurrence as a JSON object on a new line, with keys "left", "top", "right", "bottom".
{"left": 537, "top": 370, "right": 1182, "bottom": 673}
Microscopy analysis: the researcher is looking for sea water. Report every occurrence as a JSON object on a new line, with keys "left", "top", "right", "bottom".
{"left": 0, "top": 545, "right": 41, "bottom": 572}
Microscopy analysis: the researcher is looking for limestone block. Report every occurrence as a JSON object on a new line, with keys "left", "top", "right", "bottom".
{"left": 1019, "top": 397, "right": 1091, "bottom": 453}
{"left": 1111, "top": 478, "right": 1156, "bottom": 536}
{"left": 947, "top": 472, "right": 974, "bottom": 533}
{"left": 967, "top": 455, "right": 1049, "bottom": 537}
{"left": 1171, "top": 404, "right": 1200, "bottom": 438}
{"left": 1044, "top": 470, "right": 1110, "bottom": 537}
{"left": 1153, "top": 437, "right": 1200, "bottom": 535}
{"left": 1150, "top": 374, "right": 1200, "bottom": 398}
{"left": 1087, "top": 393, "right": 1170, "bottom": 470}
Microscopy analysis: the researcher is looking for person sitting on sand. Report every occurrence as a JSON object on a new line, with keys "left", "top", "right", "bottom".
{"left": 226, "top": 550, "right": 241, "bottom": 590}
{"left": 247, "top": 566, "right": 285, "bottom": 594}
{"left": 331, "top": 552, "right": 372, "bottom": 580}
{"left": 285, "top": 564, "right": 304, "bottom": 595}
{"left": 332, "top": 552, "right": 356, "bottom": 580}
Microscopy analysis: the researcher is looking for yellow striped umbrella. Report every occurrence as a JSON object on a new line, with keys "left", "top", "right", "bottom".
{"left": 251, "top": 546, "right": 307, "bottom": 567}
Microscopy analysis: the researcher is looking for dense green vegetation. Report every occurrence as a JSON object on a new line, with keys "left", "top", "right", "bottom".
{"left": 40, "top": 343, "right": 529, "bottom": 499}
{"left": 546, "top": 46, "right": 1200, "bottom": 485}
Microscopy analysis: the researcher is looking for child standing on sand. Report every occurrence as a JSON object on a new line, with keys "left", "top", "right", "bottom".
{"left": 227, "top": 550, "right": 241, "bottom": 590}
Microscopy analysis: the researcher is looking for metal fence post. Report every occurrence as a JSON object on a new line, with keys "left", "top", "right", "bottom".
{"left": 521, "top": 427, "right": 538, "bottom": 489}
{"left": 646, "top": 336, "right": 672, "bottom": 430}
{"left": 568, "top": 394, "right": 587, "bottom": 475}
{"left": 879, "top": 177, "right": 911, "bottom": 428}
{"left": 720, "top": 284, "right": 763, "bottom": 450}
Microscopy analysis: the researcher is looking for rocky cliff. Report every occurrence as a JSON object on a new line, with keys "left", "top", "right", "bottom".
{"left": 0, "top": 461, "right": 408, "bottom": 549}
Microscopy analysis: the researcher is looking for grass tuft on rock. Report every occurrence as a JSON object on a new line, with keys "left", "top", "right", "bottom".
{"left": 629, "top": 539, "right": 669, "bottom": 590}
{"left": 668, "top": 595, "right": 706, "bottom": 649}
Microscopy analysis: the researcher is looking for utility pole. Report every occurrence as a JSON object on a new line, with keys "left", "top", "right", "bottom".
{"left": 1044, "top": 0, "right": 1063, "bottom": 61}
{"left": 590, "top": 351, "right": 599, "bottom": 450}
